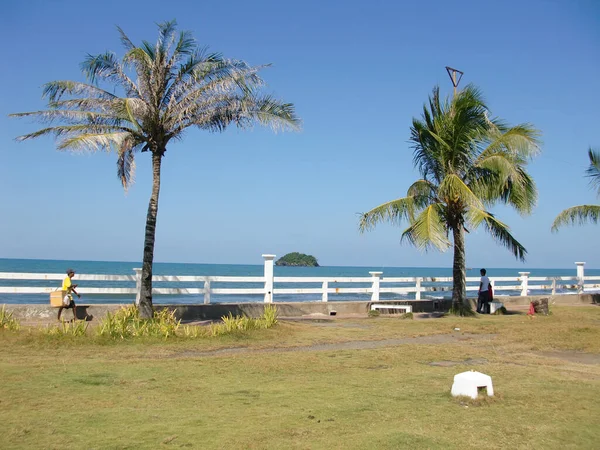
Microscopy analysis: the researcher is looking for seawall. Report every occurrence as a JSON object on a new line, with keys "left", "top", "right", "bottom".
{"left": 3, "top": 293, "right": 598, "bottom": 325}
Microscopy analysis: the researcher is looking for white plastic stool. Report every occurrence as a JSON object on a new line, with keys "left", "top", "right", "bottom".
{"left": 451, "top": 371, "right": 494, "bottom": 399}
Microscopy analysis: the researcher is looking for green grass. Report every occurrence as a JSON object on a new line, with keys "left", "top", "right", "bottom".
{"left": 0, "top": 306, "right": 599, "bottom": 449}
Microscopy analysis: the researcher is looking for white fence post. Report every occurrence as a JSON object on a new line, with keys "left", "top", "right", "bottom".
{"left": 263, "top": 254, "right": 275, "bottom": 303}
{"left": 551, "top": 278, "right": 556, "bottom": 295}
{"left": 415, "top": 277, "right": 422, "bottom": 300}
{"left": 204, "top": 280, "right": 211, "bottom": 304}
{"left": 133, "top": 268, "right": 142, "bottom": 306}
{"left": 369, "top": 271, "right": 383, "bottom": 302}
{"left": 575, "top": 262, "right": 585, "bottom": 293}
{"left": 519, "top": 272, "right": 530, "bottom": 296}
{"left": 322, "top": 281, "right": 328, "bottom": 302}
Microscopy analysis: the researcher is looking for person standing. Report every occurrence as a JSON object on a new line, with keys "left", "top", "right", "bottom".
{"left": 58, "top": 268, "right": 80, "bottom": 321}
{"left": 477, "top": 268, "right": 491, "bottom": 314}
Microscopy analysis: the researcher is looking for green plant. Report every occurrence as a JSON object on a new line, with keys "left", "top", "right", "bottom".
{"left": 11, "top": 21, "right": 299, "bottom": 319}
{"left": 552, "top": 148, "right": 600, "bottom": 231}
{"left": 262, "top": 304, "right": 278, "bottom": 327}
{"left": 206, "top": 307, "right": 279, "bottom": 337}
{"left": 97, "top": 305, "right": 181, "bottom": 339}
{"left": 368, "top": 310, "right": 381, "bottom": 317}
{"left": 359, "top": 85, "right": 540, "bottom": 312}
{"left": 43, "top": 321, "right": 88, "bottom": 337}
{"left": 0, "top": 305, "right": 20, "bottom": 331}
{"left": 181, "top": 325, "right": 204, "bottom": 338}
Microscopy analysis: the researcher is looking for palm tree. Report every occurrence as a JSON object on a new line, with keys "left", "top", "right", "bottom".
{"left": 359, "top": 85, "right": 540, "bottom": 314}
{"left": 551, "top": 149, "right": 600, "bottom": 231}
{"left": 12, "top": 20, "right": 300, "bottom": 318}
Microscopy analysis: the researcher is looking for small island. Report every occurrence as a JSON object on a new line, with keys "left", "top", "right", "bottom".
{"left": 275, "top": 252, "right": 319, "bottom": 267}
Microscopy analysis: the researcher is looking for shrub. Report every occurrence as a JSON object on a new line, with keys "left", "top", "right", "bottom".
{"left": 98, "top": 305, "right": 180, "bottom": 339}
{"left": 97, "top": 305, "right": 278, "bottom": 339}
{"left": 43, "top": 320, "right": 88, "bottom": 337}
{"left": 262, "top": 304, "right": 278, "bottom": 327}
{"left": 0, "top": 305, "right": 20, "bottom": 331}
{"left": 205, "top": 305, "right": 279, "bottom": 337}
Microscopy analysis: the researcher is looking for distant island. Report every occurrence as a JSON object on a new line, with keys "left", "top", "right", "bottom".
{"left": 275, "top": 252, "right": 319, "bottom": 267}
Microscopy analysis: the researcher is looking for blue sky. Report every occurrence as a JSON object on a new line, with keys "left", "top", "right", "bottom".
{"left": 1, "top": 0, "right": 598, "bottom": 269}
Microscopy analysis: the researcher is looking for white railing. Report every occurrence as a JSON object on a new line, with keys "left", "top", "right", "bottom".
{"left": 0, "top": 257, "right": 598, "bottom": 304}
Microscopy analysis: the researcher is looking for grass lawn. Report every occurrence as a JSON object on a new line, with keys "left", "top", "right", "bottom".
{"left": 1, "top": 306, "right": 599, "bottom": 449}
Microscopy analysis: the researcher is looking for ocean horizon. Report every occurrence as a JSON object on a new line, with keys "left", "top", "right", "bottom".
{"left": 1, "top": 258, "right": 597, "bottom": 305}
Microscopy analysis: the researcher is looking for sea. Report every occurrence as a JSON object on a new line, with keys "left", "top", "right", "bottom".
{"left": 0, "top": 258, "right": 597, "bottom": 305}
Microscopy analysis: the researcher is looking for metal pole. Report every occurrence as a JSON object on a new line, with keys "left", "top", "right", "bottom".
{"left": 445, "top": 66, "right": 464, "bottom": 97}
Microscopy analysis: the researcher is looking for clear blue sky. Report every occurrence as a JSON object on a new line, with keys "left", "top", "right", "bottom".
{"left": 1, "top": 0, "right": 598, "bottom": 269}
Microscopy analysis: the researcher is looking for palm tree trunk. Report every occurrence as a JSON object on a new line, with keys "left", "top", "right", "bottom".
{"left": 451, "top": 226, "right": 468, "bottom": 313}
{"left": 138, "top": 151, "right": 163, "bottom": 319}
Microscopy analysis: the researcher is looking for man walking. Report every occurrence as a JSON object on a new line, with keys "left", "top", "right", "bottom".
{"left": 58, "top": 268, "right": 80, "bottom": 321}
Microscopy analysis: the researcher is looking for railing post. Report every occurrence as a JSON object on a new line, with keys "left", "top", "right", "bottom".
{"left": 551, "top": 278, "right": 556, "bottom": 295}
{"left": 322, "top": 281, "right": 328, "bottom": 302}
{"left": 133, "top": 268, "right": 142, "bottom": 306}
{"left": 518, "top": 272, "right": 530, "bottom": 297}
{"left": 369, "top": 271, "right": 383, "bottom": 302}
{"left": 575, "top": 262, "right": 585, "bottom": 293}
{"left": 415, "top": 277, "right": 422, "bottom": 300}
{"left": 204, "top": 279, "right": 211, "bottom": 304}
{"left": 262, "top": 254, "right": 275, "bottom": 303}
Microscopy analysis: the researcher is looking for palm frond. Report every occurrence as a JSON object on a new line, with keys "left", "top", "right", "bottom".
{"left": 10, "top": 109, "right": 126, "bottom": 125}
{"left": 481, "top": 214, "right": 527, "bottom": 261}
{"left": 56, "top": 132, "right": 132, "bottom": 152}
{"left": 478, "top": 124, "right": 541, "bottom": 160}
{"left": 406, "top": 179, "right": 437, "bottom": 210}
{"left": 15, "top": 124, "right": 137, "bottom": 142}
{"left": 249, "top": 95, "right": 301, "bottom": 131}
{"left": 116, "top": 26, "right": 135, "bottom": 51}
{"left": 81, "top": 51, "right": 142, "bottom": 99}
{"left": 401, "top": 204, "right": 450, "bottom": 251}
{"left": 359, "top": 196, "right": 420, "bottom": 232}
{"left": 438, "top": 173, "right": 483, "bottom": 209}
{"left": 551, "top": 205, "right": 600, "bottom": 231}
{"left": 586, "top": 148, "right": 600, "bottom": 195}
{"left": 40, "top": 81, "right": 117, "bottom": 103}
{"left": 117, "top": 138, "right": 138, "bottom": 190}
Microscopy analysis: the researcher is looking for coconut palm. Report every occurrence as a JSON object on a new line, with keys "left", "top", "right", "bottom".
{"left": 359, "top": 85, "right": 540, "bottom": 314}
{"left": 551, "top": 149, "right": 600, "bottom": 231}
{"left": 11, "top": 20, "right": 300, "bottom": 318}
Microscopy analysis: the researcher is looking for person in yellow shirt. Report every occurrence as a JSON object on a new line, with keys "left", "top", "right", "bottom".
{"left": 58, "top": 268, "right": 80, "bottom": 321}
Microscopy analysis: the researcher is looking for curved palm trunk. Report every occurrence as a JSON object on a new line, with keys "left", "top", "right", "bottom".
{"left": 138, "top": 152, "right": 163, "bottom": 319}
{"left": 451, "top": 226, "right": 468, "bottom": 311}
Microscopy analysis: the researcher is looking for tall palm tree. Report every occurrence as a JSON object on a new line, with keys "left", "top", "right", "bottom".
{"left": 359, "top": 85, "right": 540, "bottom": 314}
{"left": 12, "top": 20, "right": 300, "bottom": 318}
{"left": 551, "top": 148, "right": 600, "bottom": 231}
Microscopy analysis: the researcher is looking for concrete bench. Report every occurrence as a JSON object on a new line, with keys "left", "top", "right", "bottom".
{"left": 370, "top": 303, "right": 412, "bottom": 314}
{"left": 489, "top": 301, "right": 504, "bottom": 314}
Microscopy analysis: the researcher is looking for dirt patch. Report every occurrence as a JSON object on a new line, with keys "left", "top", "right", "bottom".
{"left": 169, "top": 333, "right": 496, "bottom": 359}
{"left": 536, "top": 351, "right": 600, "bottom": 365}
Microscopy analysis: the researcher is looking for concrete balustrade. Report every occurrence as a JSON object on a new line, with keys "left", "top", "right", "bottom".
{"left": 0, "top": 258, "right": 598, "bottom": 304}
